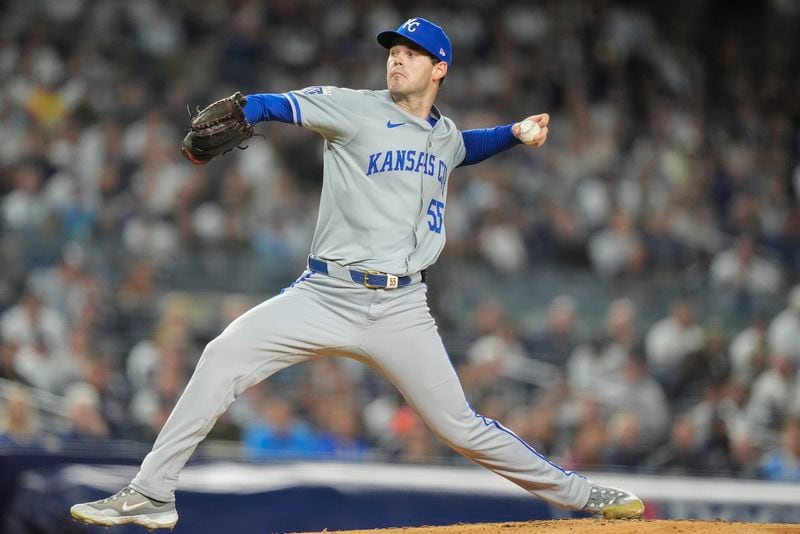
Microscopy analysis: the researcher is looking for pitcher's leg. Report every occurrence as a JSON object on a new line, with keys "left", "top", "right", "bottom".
{"left": 130, "top": 278, "right": 345, "bottom": 502}
{"left": 130, "top": 334, "right": 307, "bottom": 501}
{"left": 363, "top": 290, "right": 590, "bottom": 510}
{"left": 407, "top": 373, "right": 589, "bottom": 509}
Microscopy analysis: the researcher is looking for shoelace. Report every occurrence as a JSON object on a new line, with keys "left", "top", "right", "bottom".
{"left": 101, "top": 487, "right": 138, "bottom": 504}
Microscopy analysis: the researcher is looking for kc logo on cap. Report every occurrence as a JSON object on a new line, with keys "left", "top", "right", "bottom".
{"left": 401, "top": 18, "right": 421, "bottom": 32}
{"left": 377, "top": 17, "right": 453, "bottom": 64}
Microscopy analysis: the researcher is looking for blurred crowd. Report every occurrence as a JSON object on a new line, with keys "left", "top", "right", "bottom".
{"left": 1, "top": 0, "right": 800, "bottom": 482}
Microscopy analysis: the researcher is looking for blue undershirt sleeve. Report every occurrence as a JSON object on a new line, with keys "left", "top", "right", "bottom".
{"left": 243, "top": 93, "right": 294, "bottom": 124}
{"left": 458, "top": 124, "right": 521, "bottom": 167}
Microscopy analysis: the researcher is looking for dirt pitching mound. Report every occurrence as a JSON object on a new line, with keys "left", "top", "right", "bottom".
{"left": 315, "top": 519, "right": 800, "bottom": 533}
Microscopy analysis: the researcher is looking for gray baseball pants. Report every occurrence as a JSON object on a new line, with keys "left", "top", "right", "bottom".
{"left": 130, "top": 269, "right": 590, "bottom": 510}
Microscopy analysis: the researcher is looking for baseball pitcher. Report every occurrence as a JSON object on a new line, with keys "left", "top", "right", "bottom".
{"left": 71, "top": 17, "right": 644, "bottom": 530}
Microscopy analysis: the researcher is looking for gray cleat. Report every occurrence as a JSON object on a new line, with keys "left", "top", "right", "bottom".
{"left": 70, "top": 486, "right": 178, "bottom": 530}
{"left": 582, "top": 482, "right": 645, "bottom": 519}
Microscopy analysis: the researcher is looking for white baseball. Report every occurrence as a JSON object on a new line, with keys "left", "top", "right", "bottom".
{"left": 519, "top": 119, "right": 541, "bottom": 143}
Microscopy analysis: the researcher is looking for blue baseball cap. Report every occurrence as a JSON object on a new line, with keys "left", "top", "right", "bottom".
{"left": 377, "top": 17, "right": 452, "bottom": 66}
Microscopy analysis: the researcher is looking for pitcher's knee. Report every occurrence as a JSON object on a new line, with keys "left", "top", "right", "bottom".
{"left": 440, "top": 431, "right": 474, "bottom": 453}
{"left": 197, "top": 335, "right": 237, "bottom": 370}
{"left": 429, "top": 418, "right": 481, "bottom": 452}
{"left": 431, "top": 409, "right": 511, "bottom": 455}
{"left": 186, "top": 336, "right": 246, "bottom": 401}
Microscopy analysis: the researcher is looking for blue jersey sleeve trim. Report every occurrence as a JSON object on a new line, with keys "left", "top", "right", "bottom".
{"left": 286, "top": 92, "right": 303, "bottom": 126}
{"left": 243, "top": 93, "right": 294, "bottom": 124}
{"left": 458, "top": 124, "right": 521, "bottom": 167}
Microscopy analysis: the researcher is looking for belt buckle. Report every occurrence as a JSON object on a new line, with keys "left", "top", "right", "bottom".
{"left": 363, "top": 270, "right": 384, "bottom": 289}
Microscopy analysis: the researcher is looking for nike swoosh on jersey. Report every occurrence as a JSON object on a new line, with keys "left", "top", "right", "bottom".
{"left": 122, "top": 501, "right": 150, "bottom": 513}
{"left": 386, "top": 120, "right": 406, "bottom": 128}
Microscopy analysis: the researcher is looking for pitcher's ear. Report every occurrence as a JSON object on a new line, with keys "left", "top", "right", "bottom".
{"left": 433, "top": 61, "right": 448, "bottom": 82}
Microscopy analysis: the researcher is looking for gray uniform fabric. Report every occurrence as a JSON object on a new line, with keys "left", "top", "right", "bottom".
{"left": 130, "top": 87, "right": 590, "bottom": 511}
{"left": 297, "top": 87, "right": 464, "bottom": 275}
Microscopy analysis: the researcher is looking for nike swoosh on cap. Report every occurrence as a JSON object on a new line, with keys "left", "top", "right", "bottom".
{"left": 386, "top": 120, "right": 406, "bottom": 128}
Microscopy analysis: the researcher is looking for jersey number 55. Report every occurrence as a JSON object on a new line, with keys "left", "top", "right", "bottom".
{"left": 427, "top": 199, "right": 445, "bottom": 234}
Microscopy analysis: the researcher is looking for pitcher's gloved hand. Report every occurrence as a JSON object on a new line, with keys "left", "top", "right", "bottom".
{"left": 181, "top": 91, "right": 254, "bottom": 165}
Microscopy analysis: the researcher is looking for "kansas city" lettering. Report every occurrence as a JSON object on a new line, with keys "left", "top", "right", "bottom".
{"left": 366, "top": 150, "right": 448, "bottom": 193}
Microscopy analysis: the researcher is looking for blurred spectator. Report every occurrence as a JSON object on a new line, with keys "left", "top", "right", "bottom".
{"left": 126, "top": 307, "right": 193, "bottom": 393}
{"left": 76, "top": 350, "right": 129, "bottom": 438}
{"left": 685, "top": 381, "right": 732, "bottom": 453}
{"left": 45, "top": 170, "right": 98, "bottom": 242}
{"left": 0, "top": 287, "right": 67, "bottom": 356}
{"left": 25, "top": 242, "right": 91, "bottom": 326}
{"left": 710, "top": 234, "right": 783, "bottom": 297}
{"left": 760, "top": 418, "right": 800, "bottom": 482}
{"left": 0, "top": 341, "right": 25, "bottom": 383}
{"left": 114, "top": 260, "right": 158, "bottom": 350}
{"left": 0, "top": 385, "right": 40, "bottom": 444}
{"left": 729, "top": 316, "right": 770, "bottom": 383}
{"left": 603, "top": 354, "right": 670, "bottom": 448}
{"left": 727, "top": 429, "right": 762, "bottom": 479}
{"left": 459, "top": 299, "right": 529, "bottom": 405}
{"left": 127, "top": 2, "right": 186, "bottom": 59}
{"left": 228, "top": 386, "right": 267, "bottom": 432}
{"left": 718, "top": 378, "right": 751, "bottom": 443}
{"left": 243, "top": 396, "right": 322, "bottom": 460}
{"left": 477, "top": 206, "right": 528, "bottom": 274}
{"left": 647, "top": 416, "right": 711, "bottom": 476}
{"left": 669, "top": 203, "right": 722, "bottom": 262}
{"left": 59, "top": 324, "right": 95, "bottom": 383}
{"left": 127, "top": 329, "right": 181, "bottom": 394}
{"left": 533, "top": 202, "right": 589, "bottom": 266}
{"left": 587, "top": 209, "right": 646, "bottom": 278}
{"left": 746, "top": 352, "right": 800, "bottom": 447}
{"left": 1, "top": 165, "right": 48, "bottom": 232}
{"left": 645, "top": 297, "right": 705, "bottom": 392}
{"left": 642, "top": 209, "right": 692, "bottom": 273}
{"left": 317, "top": 401, "right": 370, "bottom": 461}
{"left": 675, "top": 322, "right": 730, "bottom": 400}
{"left": 0, "top": 288, "right": 70, "bottom": 392}
{"left": 122, "top": 215, "right": 179, "bottom": 267}
{"left": 62, "top": 382, "right": 109, "bottom": 440}
{"left": 525, "top": 294, "right": 579, "bottom": 368}
{"left": 767, "top": 284, "right": 800, "bottom": 361}
{"left": 604, "top": 412, "right": 648, "bottom": 472}
{"left": 567, "top": 298, "right": 637, "bottom": 393}
{"left": 128, "top": 344, "right": 189, "bottom": 439}
{"left": 299, "top": 359, "right": 361, "bottom": 418}
{"left": 385, "top": 406, "right": 443, "bottom": 463}
{"left": 202, "top": 169, "right": 248, "bottom": 250}
{"left": 562, "top": 420, "right": 607, "bottom": 472}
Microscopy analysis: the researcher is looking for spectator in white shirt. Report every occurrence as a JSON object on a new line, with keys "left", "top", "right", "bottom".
{"left": 729, "top": 315, "right": 770, "bottom": 383}
{"left": 0, "top": 288, "right": 70, "bottom": 392}
{"left": 768, "top": 284, "right": 800, "bottom": 361}
{"left": 746, "top": 352, "right": 800, "bottom": 448}
{"left": 710, "top": 234, "right": 782, "bottom": 297}
{"left": 645, "top": 297, "right": 705, "bottom": 388}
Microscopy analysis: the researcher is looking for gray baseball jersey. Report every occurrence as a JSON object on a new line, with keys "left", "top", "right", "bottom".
{"left": 129, "top": 86, "right": 591, "bottom": 516}
{"left": 288, "top": 86, "right": 465, "bottom": 275}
